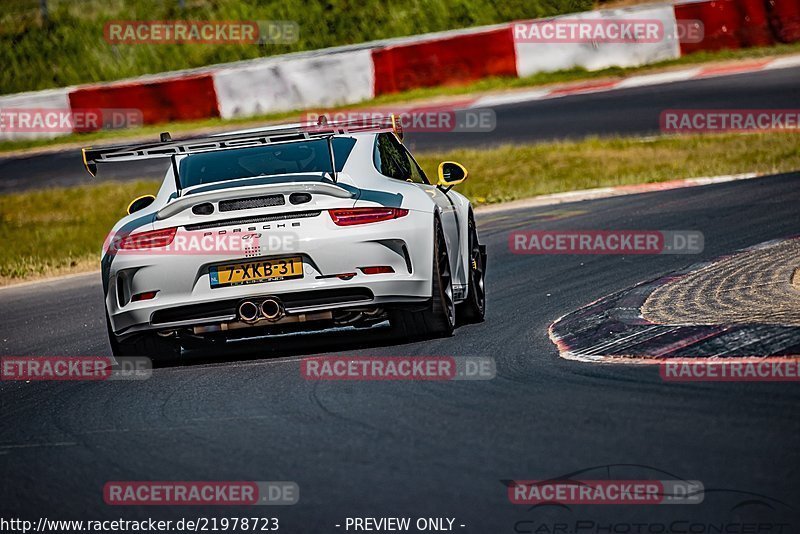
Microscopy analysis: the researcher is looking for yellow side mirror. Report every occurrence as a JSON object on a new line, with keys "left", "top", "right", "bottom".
{"left": 437, "top": 161, "right": 468, "bottom": 190}
{"left": 127, "top": 195, "right": 156, "bottom": 215}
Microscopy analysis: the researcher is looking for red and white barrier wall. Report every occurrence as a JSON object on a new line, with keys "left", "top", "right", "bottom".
{"left": 675, "top": 0, "right": 800, "bottom": 52}
{"left": 69, "top": 73, "right": 220, "bottom": 124}
{"left": 212, "top": 49, "right": 375, "bottom": 119}
{"left": 513, "top": 4, "right": 681, "bottom": 77}
{"left": 1, "top": 0, "right": 798, "bottom": 141}
{"left": 0, "top": 88, "right": 73, "bottom": 141}
{"left": 372, "top": 27, "right": 518, "bottom": 95}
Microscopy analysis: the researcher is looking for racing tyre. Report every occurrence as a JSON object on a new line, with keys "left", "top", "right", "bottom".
{"left": 390, "top": 216, "right": 456, "bottom": 339}
{"left": 456, "top": 213, "right": 486, "bottom": 324}
{"left": 107, "top": 311, "right": 181, "bottom": 363}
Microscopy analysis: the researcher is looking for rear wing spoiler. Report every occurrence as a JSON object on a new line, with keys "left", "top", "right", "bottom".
{"left": 80, "top": 114, "right": 404, "bottom": 178}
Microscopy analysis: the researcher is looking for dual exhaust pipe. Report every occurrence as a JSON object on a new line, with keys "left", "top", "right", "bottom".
{"left": 238, "top": 297, "right": 284, "bottom": 323}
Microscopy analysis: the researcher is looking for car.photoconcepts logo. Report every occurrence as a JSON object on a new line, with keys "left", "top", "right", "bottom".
{"left": 504, "top": 464, "right": 795, "bottom": 533}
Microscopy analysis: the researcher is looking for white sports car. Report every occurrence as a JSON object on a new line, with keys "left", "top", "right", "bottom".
{"left": 85, "top": 117, "right": 486, "bottom": 360}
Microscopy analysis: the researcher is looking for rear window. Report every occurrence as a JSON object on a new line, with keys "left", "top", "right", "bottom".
{"left": 178, "top": 137, "right": 356, "bottom": 189}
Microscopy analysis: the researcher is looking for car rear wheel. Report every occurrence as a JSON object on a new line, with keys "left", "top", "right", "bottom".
{"left": 390, "top": 216, "right": 455, "bottom": 339}
{"left": 456, "top": 213, "right": 486, "bottom": 324}
{"left": 107, "top": 311, "right": 181, "bottom": 363}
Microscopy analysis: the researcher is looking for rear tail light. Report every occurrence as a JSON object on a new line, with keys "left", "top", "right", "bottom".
{"left": 360, "top": 266, "right": 395, "bottom": 275}
{"left": 118, "top": 228, "right": 177, "bottom": 249}
{"left": 328, "top": 207, "right": 409, "bottom": 226}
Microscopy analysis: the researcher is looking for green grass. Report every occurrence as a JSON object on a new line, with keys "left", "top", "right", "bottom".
{"left": 415, "top": 132, "right": 800, "bottom": 204}
{"left": 2, "top": 40, "right": 799, "bottom": 155}
{"left": 0, "top": 180, "right": 158, "bottom": 283}
{"left": 2, "top": 131, "right": 798, "bottom": 285}
{"left": 0, "top": 0, "right": 592, "bottom": 94}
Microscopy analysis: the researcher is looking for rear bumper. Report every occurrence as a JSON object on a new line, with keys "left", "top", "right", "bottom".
{"left": 113, "top": 283, "right": 430, "bottom": 338}
{"left": 105, "top": 209, "right": 434, "bottom": 336}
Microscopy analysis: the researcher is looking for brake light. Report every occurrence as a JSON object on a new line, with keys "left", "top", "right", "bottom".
{"left": 131, "top": 291, "right": 159, "bottom": 302}
{"left": 329, "top": 207, "right": 409, "bottom": 226}
{"left": 360, "top": 266, "right": 395, "bottom": 275}
{"left": 118, "top": 228, "right": 177, "bottom": 249}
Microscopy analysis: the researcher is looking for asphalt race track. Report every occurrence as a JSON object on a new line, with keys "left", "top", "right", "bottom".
{"left": 1, "top": 172, "right": 799, "bottom": 529}
{"left": 0, "top": 66, "right": 798, "bottom": 193}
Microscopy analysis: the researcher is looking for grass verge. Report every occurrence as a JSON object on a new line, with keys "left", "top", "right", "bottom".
{"left": 1, "top": 0, "right": 593, "bottom": 94}
{"left": 1, "top": 131, "right": 798, "bottom": 286}
{"left": 2, "top": 41, "right": 800, "bottom": 155}
{"left": 413, "top": 132, "right": 800, "bottom": 204}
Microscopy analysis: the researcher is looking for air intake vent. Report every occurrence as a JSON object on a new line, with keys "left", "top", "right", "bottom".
{"left": 219, "top": 195, "right": 285, "bottom": 212}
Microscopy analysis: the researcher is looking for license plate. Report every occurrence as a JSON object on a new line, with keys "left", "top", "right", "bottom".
{"left": 209, "top": 256, "right": 303, "bottom": 288}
